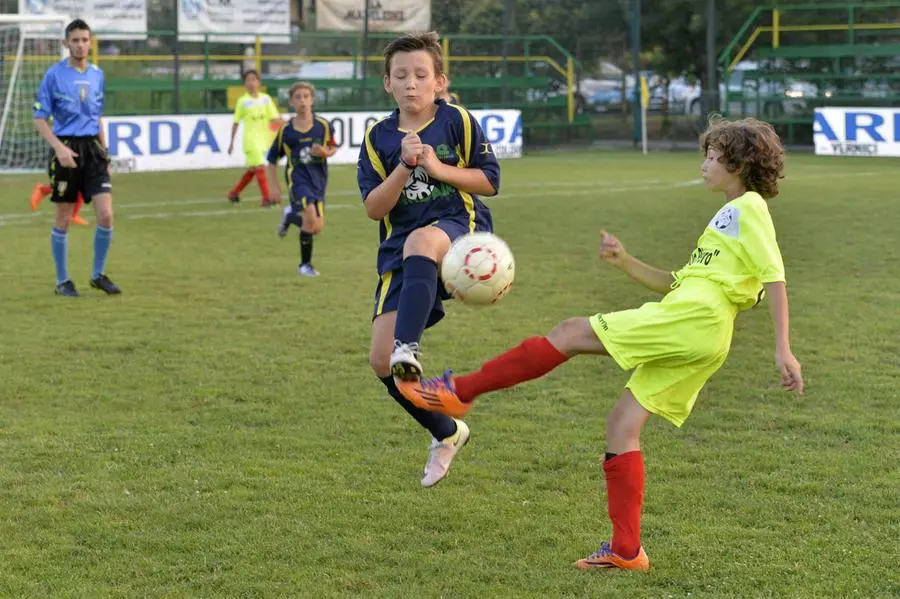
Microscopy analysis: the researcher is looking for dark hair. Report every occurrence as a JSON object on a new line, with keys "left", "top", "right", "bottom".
{"left": 242, "top": 70, "right": 260, "bottom": 82}
{"left": 65, "top": 19, "right": 91, "bottom": 38}
{"left": 382, "top": 31, "right": 444, "bottom": 77}
{"left": 701, "top": 117, "right": 786, "bottom": 199}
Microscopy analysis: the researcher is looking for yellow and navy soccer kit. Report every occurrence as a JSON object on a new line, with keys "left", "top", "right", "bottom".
{"left": 267, "top": 115, "right": 335, "bottom": 214}
{"left": 590, "top": 191, "right": 786, "bottom": 426}
{"left": 357, "top": 100, "right": 501, "bottom": 327}
{"left": 233, "top": 92, "right": 280, "bottom": 167}
{"left": 33, "top": 58, "right": 110, "bottom": 203}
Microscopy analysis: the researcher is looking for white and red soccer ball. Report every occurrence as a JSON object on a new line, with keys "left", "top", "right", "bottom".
{"left": 441, "top": 232, "right": 515, "bottom": 306}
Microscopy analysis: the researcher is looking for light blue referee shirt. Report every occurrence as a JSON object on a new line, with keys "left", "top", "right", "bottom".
{"left": 33, "top": 58, "right": 105, "bottom": 137}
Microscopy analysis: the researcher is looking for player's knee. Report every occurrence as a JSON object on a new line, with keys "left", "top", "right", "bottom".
{"left": 605, "top": 395, "right": 646, "bottom": 448}
{"left": 402, "top": 227, "right": 449, "bottom": 261}
{"left": 96, "top": 211, "right": 113, "bottom": 228}
{"left": 547, "top": 317, "right": 604, "bottom": 357}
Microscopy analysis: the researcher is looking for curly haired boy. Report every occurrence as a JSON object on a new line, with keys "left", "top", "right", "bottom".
{"left": 397, "top": 117, "right": 804, "bottom": 571}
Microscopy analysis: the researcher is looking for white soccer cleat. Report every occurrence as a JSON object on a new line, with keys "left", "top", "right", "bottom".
{"left": 298, "top": 264, "right": 320, "bottom": 277}
{"left": 421, "top": 419, "right": 470, "bottom": 488}
{"left": 390, "top": 340, "right": 423, "bottom": 382}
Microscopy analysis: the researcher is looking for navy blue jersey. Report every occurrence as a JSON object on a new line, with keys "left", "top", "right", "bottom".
{"left": 357, "top": 101, "right": 501, "bottom": 274}
{"left": 267, "top": 115, "right": 334, "bottom": 202}
{"left": 33, "top": 59, "right": 104, "bottom": 137}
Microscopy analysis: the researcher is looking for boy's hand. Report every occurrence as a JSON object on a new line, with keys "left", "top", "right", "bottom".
{"left": 270, "top": 184, "right": 282, "bottom": 204}
{"left": 599, "top": 229, "right": 629, "bottom": 268}
{"left": 310, "top": 144, "right": 327, "bottom": 158}
{"left": 776, "top": 347, "right": 804, "bottom": 395}
{"left": 55, "top": 145, "right": 78, "bottom": 169}
{"left": 400, "top": 132, "right": 423, "bottom": 166}
{"left": 228, "top": 142, "right": 234, "bottom": 155}
{"left": 418, "top": 145, "right": 442, "bottom": 176}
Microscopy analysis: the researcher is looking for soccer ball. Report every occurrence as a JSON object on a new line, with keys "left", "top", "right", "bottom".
{"left": 441, "top": 232, "right": 515, "bottom": 306}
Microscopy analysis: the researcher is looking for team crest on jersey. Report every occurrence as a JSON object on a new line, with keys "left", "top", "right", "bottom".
{"left": 298, "top": 146, "right": 312, "bottom": 164}
{"left": 56, "top": 181, "right": 67, "bottom": 194}
{"left": 403, "top": 166, "right": 434, "bottom": 202}
{"left": 436, "top": 144, "right": 453, "bottom": 160}
{"left": 710, "top": 205, "right": 740, "bottom": 238}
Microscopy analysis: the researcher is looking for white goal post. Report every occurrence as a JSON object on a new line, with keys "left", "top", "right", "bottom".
{"left": 0, "top": 14, "right": 68, "bottom": 172}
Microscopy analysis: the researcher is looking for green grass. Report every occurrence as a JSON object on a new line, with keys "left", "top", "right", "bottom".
{"left": 1, "top": 151, "right": 898, "bottom": 598}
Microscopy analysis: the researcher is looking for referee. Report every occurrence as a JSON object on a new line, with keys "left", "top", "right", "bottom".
{"left": 33, "top": 19, "right": 120, "bottom": 296}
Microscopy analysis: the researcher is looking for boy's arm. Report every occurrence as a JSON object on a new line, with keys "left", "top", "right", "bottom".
{"left": 228, "top": 104, "right": 243, "bottom": 153}
{"left": 764, "top": 281, "right": 804, "bottom": 394}
{"left": 418, "top": 108, "right": 499, "bottom": 196}
{"left": 620, "top": 256, "right": 676, "bottom": 295}
{"left": 363, "top": 164, "right": 410, "bottom": 221}
{"left": 599, "top": 230, "right": 674, "bottom": 294}
{"left": 265, "top": 131, "right": 284, "bottom": 200}
{"left": 359, "top": 127, "right": 413, "bottom": 221}
{"left": 421, "top": 152, "right": 497, "bottom": 196}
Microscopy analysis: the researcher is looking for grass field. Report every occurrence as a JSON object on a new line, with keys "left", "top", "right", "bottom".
{"left": 1, "top": 151, "right": 898, "bottom": 598}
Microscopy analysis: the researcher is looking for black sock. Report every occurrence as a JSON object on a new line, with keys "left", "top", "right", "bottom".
{"left": 300, "top": 231, "right": 313, "bottom": 265}
{"left": 605, "top": 452, "right": 618, "bottom": 461}
{"left": 394, "top": 256, "right": 438, "bottom": 345}
{"left": 379, "top": 375, "right": 458, "bottom": 440}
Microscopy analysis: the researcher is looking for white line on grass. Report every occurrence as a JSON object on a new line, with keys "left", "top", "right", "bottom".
{"left": 0, "top": 171, "right": 880, "bottom": 228}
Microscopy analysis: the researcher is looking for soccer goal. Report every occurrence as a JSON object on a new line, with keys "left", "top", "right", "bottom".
{"left": 0, "top": 14, "right": 68, "bottom": 172}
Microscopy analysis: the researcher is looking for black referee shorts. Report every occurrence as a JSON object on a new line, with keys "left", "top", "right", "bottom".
{"left": 48, "top": 136, "right": 112, "bottom": 204}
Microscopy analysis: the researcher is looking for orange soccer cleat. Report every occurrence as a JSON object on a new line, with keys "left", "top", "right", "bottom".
{"left": 396, "top": 371, "right": 473, "bottom": 418}
{"left": 574, "top": 542, "right": 650, "bottom": 572}
{"left": 31, "top": 183, "right": 52, "bottom": 210}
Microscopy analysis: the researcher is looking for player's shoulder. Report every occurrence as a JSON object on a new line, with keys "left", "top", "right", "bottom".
{"left": 731, "top": 191, "right": 772, "bottom": 217}
{"left": 88, "top": 63, "right": 103, "bottom": 75}
{"left": 366, "top": 112, "right": 396, "bottom": 139}
{"left": 314, "top": 114, "right": 330, "bottom": 129}
{"left": 44, "top": 59, "right": 66, "bottom": 76}
{"left": 438, "top": 100, "right": 471, "bottom": 124}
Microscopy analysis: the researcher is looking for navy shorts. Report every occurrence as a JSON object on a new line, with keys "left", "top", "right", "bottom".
{"left": 49, "top": 136, "right": 111, "bottom": 203}
{"left": 289, "top": 191, "right": 324, "bottom": 217}
{"left": 371, "top": 214, "right": 493, "bottom": 328}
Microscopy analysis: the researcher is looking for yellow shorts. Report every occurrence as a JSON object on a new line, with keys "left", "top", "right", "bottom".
{"left": 244, "top": 149, "right": 267, "bottom": 168}
{"left": 590, "top": 279, "right": 738, "bottom": 427}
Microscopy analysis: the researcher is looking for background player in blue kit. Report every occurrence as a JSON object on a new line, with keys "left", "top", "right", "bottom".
{"left": 357, "top": 32, "right": 500, "bottom": 487}
{"left": 267, "top": 82, "right": 337, "bottom": 276}
{"left": 33, "top": 19, "right": 120, "bottom": 297}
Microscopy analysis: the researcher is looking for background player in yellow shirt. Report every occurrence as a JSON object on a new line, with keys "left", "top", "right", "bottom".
{"left": 397, "top": 117, "right": 804, "bottom": 571}
{"left": 227, "top": 70, "right": 283, "bottom": 206}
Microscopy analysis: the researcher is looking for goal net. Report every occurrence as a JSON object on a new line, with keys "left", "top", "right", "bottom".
{"left": 0, "top": 15, "right": 67, "bottom": 172}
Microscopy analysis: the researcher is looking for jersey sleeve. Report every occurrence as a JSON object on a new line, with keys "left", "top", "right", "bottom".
{"left": 232, "top": 100, "right": 244, "bottom": 124}
{"left": 266, "top": 125, "right": 286, "bottom": 164}
{"left": 33, "top": 69, "right": 54, "bottom": 120}
{"left": 357, "top": 124, "right": 387, "bottom": 202}
{"left": 739, "top": 198, "right": 785, "bottom": 283}
{"left": 455, "top": 108, "right": 500, "bottom": 193}
{"left": 322, "top": 118, "right": 337, "bottom": 147}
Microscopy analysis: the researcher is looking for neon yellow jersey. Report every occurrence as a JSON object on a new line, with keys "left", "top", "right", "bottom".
{"left": 672, "top": 191, "right": 785, "bottom": 311}
{"left": 233, "top": 92, "right": 280, "bottom": 153}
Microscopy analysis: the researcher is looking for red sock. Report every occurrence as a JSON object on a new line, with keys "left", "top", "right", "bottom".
{"left": 73, "top": 193, "right": 84, "bottom": 218}
{"left": 604, "top": 450, "right": 645, "bottom": 559}
{"left": 230, "top": 170, "right": 255, "bottom": 196}
{"left": 254, "top": 166, "right": 271, "bottom": 201}
{"left": 454, "top": 336, "right": 569, "bottom": 402}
